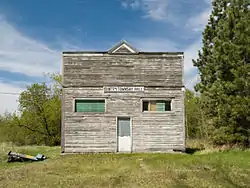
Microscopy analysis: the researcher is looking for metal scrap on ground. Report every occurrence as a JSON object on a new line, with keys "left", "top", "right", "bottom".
{"left": 7, "top": 151, "right": 47, "bottom": 162}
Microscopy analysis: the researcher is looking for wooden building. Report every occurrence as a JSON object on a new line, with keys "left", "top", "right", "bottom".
{"left": 61, "top": 40, "right": 186, "bottom": 153}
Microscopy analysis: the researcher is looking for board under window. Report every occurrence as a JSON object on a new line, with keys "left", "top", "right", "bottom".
{"left": 75, "top": 99, "right": 105, "bottom": 112}
{"left": 142, "top": 100, "right": 171, "bottom": 112}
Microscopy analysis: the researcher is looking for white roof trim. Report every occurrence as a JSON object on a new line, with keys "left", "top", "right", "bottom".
{"left": 177, "top": 54, "right": 184, "bottom": 59}
{"left": 108, "top": 40, "right": 139, "bottom": 54}
{"left": 112, "top": 43, "right": 136, "bottom": 53}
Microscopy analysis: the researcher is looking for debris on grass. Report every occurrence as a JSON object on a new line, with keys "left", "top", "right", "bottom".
{"left": 7, "top": 151, "right": 47, "bottom": 162}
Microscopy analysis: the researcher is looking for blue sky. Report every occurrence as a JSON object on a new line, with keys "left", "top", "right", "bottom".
{"left": 0, "top": 0, "right": 212, "bottom": 113}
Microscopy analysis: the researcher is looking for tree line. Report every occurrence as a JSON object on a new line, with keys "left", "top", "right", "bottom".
{"left": 0, "top": 0, "right": 249, "bottom": 147}
{"left": 0, "top": 73, "right": 62, "bottom": 146}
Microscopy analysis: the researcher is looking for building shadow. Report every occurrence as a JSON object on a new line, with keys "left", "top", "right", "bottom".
{"left": 185, "top": 147, "right": 204, "bottom": 154}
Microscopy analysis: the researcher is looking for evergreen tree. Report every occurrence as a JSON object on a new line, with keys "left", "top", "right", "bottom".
{"left": 193, "top": 0, "right": 250, "bottom": 146}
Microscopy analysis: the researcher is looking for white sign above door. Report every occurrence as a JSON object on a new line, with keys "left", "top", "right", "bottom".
{"left": 103, "top": 86, "right": 144, "bottom": 93}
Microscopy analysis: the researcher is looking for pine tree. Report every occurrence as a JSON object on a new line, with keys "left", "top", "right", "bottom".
{"left": 193, "top": 0, "right": 250, "bottom": 146}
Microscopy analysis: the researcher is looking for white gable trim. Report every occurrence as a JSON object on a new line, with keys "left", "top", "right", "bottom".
{"left": 112, "top": 43, "right": 136, "bottom": 53}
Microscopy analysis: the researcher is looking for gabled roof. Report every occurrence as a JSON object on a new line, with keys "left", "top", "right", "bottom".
{"left": 108, "top": 40, "right": 139, "bottom": 54}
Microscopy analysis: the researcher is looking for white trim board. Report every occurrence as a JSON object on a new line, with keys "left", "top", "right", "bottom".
{"left": 112, "top": 43, "right": 136, "bottom": 53}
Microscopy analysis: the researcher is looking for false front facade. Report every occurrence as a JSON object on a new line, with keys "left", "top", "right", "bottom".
{"left": 61, "top": 41, "right": 185, "bottom": 153}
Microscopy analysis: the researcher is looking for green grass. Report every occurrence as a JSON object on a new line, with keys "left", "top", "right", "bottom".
{"left": 0, "top": 142, "right": 250, "bottom": 188}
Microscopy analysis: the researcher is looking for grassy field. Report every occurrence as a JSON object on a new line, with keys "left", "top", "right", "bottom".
{"left": 0, "top": 142, "right": 250, "bottom": 188}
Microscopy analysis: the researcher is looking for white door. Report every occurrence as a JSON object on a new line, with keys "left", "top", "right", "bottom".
{"left": 117, "top": 117, "right": 131, "bottom": 152}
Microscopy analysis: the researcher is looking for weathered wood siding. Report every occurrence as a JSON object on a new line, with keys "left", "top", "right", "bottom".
{"left": 62, "top": 52, "right": 185, "bottom": 153}
{"left": 62, "top": 54, "right": 183, "bottom": 87}
{"left": 62, "top": 87, "right": 185, "bottom": 153}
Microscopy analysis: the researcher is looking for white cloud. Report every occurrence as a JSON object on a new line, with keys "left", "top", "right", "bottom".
{"left": 185, "top": 74, "right": 200, "bottom": 91}
{"left": 204, "top": 0, "right": 213, "bottom": 5}
{"left": 182, "top": 38, "right": 204, "bottom": 91}
{"left": 122, "top": 0, "right": 141, "bottom": 9}
{"left": 0, "top": 15, "right": 63, "bottom": 114}
{"left": 121, "top": 1, "right": 129, "bottom": 8}
{"left": 0, "top": 16, "right": 61, "bottom": 77}
{"left": 122, "top": 0, "right": 168, "bottom": 21}
{"left": 186, "top": 8, "right": 211, "bottom": 31}
{"left": 0, "top": 81, "right": 24, "bottom": 114}
{"left": 121, "top": 0, "right": 211, "bottom": 90}
{"left": 183, "top": 39, "right": 202, "bottom": 75}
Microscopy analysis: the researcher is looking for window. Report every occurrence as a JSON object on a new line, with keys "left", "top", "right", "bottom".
{"left": 75, "top": 99, "right": 105, "bottom": 112}
{"left": 142, "top": 100, "right": 171, "bottom": 112}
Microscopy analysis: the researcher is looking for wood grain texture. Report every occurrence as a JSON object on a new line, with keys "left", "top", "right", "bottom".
{"left": 62, "top": 54, "right": 183, "bottom": 87}
{"left": 62, "top": 52, "right": 185, "bottom": 153}
{"left": 62, "top": 87, "right": 185, "bottom": 153}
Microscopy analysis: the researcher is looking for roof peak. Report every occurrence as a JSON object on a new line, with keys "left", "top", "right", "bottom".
{"left": 108, "top": 40, "right": 139, "bottom": 54}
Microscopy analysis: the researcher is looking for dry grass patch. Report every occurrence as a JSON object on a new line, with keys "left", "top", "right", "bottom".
{"left": 0, "top": 143, "right": 250, "bottom": 188}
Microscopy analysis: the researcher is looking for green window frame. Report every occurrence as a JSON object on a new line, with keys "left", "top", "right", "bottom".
{"left": 142, "top": 100, "right": 171, "bottom": 112}
{"left": 75, "top": 99, "right": 105, "bottom": 112}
